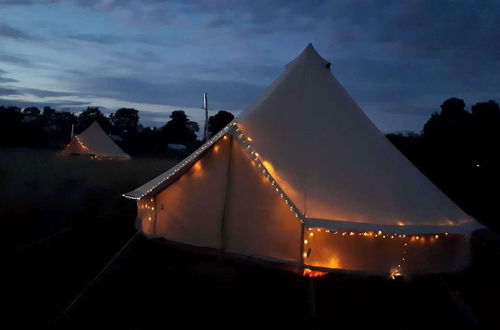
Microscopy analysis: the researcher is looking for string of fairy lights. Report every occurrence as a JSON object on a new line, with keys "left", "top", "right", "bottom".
{"left": 127, "top": 122, "right": 453, "bottom": 277}
{"left": 233, "top": 126, "right": 452, "bottom": 276}
{"left": 74, "top": 136, "right": 88, "bottom": 151}
{"left": 138, "top": 197, "right": 156, "bottom": 223}
{"left": 122, "top": 122, "right": 236, "bottom": 200}
{"left": 233, "top": 126, "right": 305, "bottom": 225}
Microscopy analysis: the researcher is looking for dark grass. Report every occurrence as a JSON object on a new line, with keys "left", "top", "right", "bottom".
{"left": 3, "top": 148, "right": 500, "bottom": 329}
{"left": 51, "top": 235, "right": 496, "bottom": 329}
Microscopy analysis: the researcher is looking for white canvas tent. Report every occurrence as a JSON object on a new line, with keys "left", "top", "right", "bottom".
{"left": 124, "top": 44, "right": 482, "bottom": 275}
{"left": 61, "top": 121, "right": 131, "bottom": 160}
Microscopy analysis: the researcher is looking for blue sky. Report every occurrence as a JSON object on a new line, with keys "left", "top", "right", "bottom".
{"left": 0, "top": 0, "right": 499, "bottom": 132}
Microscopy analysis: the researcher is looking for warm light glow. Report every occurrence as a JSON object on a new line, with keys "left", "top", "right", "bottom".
{"left": 223, "top": 135, "right": 228, "bottom": 140}
{"left": 390, "top": 270, "right": 403, "bottom": 280}
{"left": 302, "top": 268, "right": 328, "bottom": 278}
{"left": 261, "top": 160, "right": 300, "bottom": 205}
{"left": 213, "top": 145, "right": 220, "bottom": 153}
{"left": 247, "top": 137, "right": 253, "bottom": 142}
{"left": 389, "top": 265, "right": 403, "bottom": 280}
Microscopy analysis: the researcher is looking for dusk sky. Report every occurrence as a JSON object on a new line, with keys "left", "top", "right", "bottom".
{"left": 0, "top": 0, "right": 499, "bottom": 132}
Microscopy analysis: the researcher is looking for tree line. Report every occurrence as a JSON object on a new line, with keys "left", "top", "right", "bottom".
{"left": 0, "top": 97, "right": 498, "bottom": 228}
{"left": 0, "top": 105, "right": 234, "bottom": 157}
{"left": 387, "top": 98, "right": 500, "bottom": 229}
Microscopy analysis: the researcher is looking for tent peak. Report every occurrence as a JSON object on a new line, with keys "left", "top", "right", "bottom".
{"left": 286, "top": 43, "right": 330, "bottom": 70}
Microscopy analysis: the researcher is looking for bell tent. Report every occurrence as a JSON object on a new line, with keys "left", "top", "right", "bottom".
{"left": 61, "top": 121, "right": 131, "bottom": 160}
{"left": 123, "top": 44, "right": 482, "bottom": 275}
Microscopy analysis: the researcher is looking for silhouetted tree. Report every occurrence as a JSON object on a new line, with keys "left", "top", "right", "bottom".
{"left": 20, "top": 107, "right": 46, "bottom": 146}
{"left": 76, "top": 107, "right": 111, "bottom": 133}
{"left": 110, "top": 108, "right": 139, "bottom": 138}
{"left": 422, "top": 98, "right": 473, "bottom": 165}
{"left": 42, "top": 106, "right": 56, "bottom": 116}
{"left": 161, "top": 110, "right": 199, "bottom": 145}
{"left": 470, "top": 100, "right": 500, "bottom": 191}
{"left": 422, "top": 98, "right": 470, "bottom": 141}
{"left": 208, "top": 110, "right": 234, "bottom": 137}
{"left": 0, "top": 106, "right": 23, "bottom": 146}
{"left": 22, "top": 107, "right": 40, "bottom": 121}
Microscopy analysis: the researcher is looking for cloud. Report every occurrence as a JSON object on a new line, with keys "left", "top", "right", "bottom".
{"left": 0, "top": 87, "right": 20, "bottom": 96}
{"left": 71, "top": 75, "right": 265, "bottom": 111}
{"left": 20, "top": 87, "right": 81, "bottom": 98}
{"left": 1, "top": 0, "right": 498, "bottom": 133}
{"left": 65, "top": 33, "right": 123, "bottom": 44}
{"left": 0, "top": 69, "right": 18, "bottom": 83}
{"left": 0, "top": 53, "right": 35, "bottom": 66}
{"left": 0, "top": 0, "right": 33, "bottom": 5}
{"left": 0, "top": 98, "right": 90, "bottom": 109}
{"left": 0, "top": 23, "right": 35, "bottom": 40}
{"left": 0, "top": 83, "right": 82, "bottom": 99}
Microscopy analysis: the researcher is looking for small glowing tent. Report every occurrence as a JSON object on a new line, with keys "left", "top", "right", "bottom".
{"left": 61, "top": 121, "right": 131, "bottom": 160}
{"left": 124, "top": 44, "right": 482, "bottom": 275}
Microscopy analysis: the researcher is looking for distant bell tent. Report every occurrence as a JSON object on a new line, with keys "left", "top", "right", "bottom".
{"left": 61, "top": 121, "right": 131, "bottom": 160}
{"left": 123, "top": 44, "right": 482, "bottom": 276}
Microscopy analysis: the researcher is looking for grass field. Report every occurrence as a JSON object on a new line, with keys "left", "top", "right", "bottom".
{"left": 3, "top": 147, "right": 500, "bottom": 329}
{"left": 2, "top": 148, "right": 175, "bottom": 328}
{"left": 0, "top": 148, "right": 175, "bottom": 248}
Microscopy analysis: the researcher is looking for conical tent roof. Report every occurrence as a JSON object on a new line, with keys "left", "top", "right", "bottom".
{"left": 62, "top": 121, "right": 131, "bottom": 160}
{"left": 125, "top": 44, "right": 481, "bottom": 235}
{"left": 237, "top": 44, "right": 479, "bottom": 234}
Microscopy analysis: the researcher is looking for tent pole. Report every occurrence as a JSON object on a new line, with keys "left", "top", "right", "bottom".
{"left": 203, "top": 93, "right": 209, "bottom": 141}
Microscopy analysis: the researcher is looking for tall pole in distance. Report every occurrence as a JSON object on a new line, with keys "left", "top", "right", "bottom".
{"left": 70, "top": 123, "right": 75, "bottom": 140}
{"left": 203, "top": 93, "right": 209, "bottom": 141}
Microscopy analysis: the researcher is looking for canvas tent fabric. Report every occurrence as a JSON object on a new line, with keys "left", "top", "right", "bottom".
{"left": 124, "top": 44, "right": 483, "bottom": 275}
{"left": 61, "top": 121, "right": 131, "bottom": 160}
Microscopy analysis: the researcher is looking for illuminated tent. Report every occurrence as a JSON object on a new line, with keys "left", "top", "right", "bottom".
{"left": 61, "top": 121, "right": 131, "bottom": 160}
{"left": 124, "top": 44, "right": 482, "bottom": 275}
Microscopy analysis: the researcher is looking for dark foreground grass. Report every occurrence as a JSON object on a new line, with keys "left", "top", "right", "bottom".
{"left": 3, "top": 148, "right": 500, "bottom": 329}
{"left": 0, "top": 147, "right": 175, "bottom": 249}
{"left": 52, "top": 234, "right": 499, "bottom": 330}
{"left": 2, "top": 147, "right": 174, "bottom": 328}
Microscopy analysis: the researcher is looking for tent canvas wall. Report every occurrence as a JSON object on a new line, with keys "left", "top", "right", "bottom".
{"left": 124, "top": 44, "right": 482, "bottom": 275}
{"left": 61, "top": 121, "right": 131, "bottom": 160}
